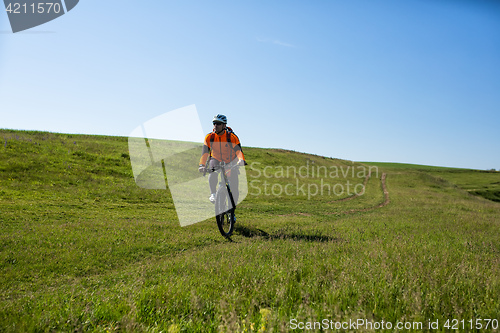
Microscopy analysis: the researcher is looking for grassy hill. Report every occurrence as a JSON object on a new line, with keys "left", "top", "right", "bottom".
{"left": 1, "top": 129, "right": 499, "bottom": 332}
{"left": 361, "top": 162, "right": 500, "bottom": 203}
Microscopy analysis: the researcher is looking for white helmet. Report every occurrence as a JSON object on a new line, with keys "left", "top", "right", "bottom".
{"left": 212, "top": 114, "right": 227, "bottom": 124}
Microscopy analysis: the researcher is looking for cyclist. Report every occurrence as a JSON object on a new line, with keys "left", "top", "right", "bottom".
{"left": 198, "top": 114, "right": 246, "bottom": 203}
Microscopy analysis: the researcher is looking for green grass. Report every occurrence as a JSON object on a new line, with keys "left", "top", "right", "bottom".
{"left": 362, "top": 161, "right": 500, "bottom": 203}
{"left": 358, "top": 161, "right": 459, "bottom": 171}
{"left": 1, "top": 129, "right": 499, "bottom": 332}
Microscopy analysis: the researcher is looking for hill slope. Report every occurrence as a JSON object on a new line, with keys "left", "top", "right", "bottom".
{"left": 362, "top": 161, "right": 500, "bottom": 202}
{"left": 1, "top": 129, "right": 499, "bottom": 332}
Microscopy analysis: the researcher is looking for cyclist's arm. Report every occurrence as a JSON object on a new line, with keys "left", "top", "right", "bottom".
{"left": 199, "top": 134, "right": 211, "bottom": 166}
{"left": 234, "top": 144, "right": 245, "bottom": 162}
{"left": 230, "top": 133, "right": 246, "bottom": 163}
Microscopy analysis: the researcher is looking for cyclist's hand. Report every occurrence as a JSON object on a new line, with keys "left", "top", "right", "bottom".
{"left": 198, "top": 165, "right": 206, "bottom": 173}
{"left": 237, "top": 159, "right": 246, "bottom": 166}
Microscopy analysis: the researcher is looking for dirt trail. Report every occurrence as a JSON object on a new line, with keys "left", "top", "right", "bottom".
{"left": 330, "top": 173, "right": 390, "bottom": 215}
{"left": 328, "top": 171, "right": 372, "bottom": 203}
{"left": 276, "top": 172, "right": 390, "bottom": 218}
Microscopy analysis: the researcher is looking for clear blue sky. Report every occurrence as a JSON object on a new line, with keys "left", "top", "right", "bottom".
{"left": 1, "top": 0, "right": 499, "bottom": 170}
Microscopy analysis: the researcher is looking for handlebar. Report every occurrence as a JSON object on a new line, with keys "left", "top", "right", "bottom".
{"left": 202, "top": 160, "right": 243, "bottom": 177}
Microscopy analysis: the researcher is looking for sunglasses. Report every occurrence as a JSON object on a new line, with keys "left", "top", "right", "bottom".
{"left": 213, "top": 122, "right": 224, "bottom": 125}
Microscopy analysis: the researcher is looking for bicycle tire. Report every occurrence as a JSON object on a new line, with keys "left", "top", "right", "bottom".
{"left": 215, "top": 187, "right": 235, "bottom": 238}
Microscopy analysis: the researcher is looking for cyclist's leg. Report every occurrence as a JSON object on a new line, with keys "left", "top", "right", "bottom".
{"left": 229, "top": 169, "right": 239, "bottom": 205}
{"left": 208, "top": 159, "right": 220, "bottom": 194}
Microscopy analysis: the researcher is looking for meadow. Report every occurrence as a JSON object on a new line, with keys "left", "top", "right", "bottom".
{"left": 0, "top": 129, "right": 499, "bottom": 332}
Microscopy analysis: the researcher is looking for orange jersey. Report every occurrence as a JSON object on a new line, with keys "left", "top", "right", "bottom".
{"left": 199, "top": 129, "right": 245, "bottom": 165}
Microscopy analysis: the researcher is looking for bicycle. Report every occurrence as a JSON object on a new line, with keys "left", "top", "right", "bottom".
{"left": 204, "top": 161, "right": 239, "bottom": 238}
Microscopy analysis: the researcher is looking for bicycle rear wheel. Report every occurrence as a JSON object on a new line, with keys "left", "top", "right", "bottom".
{"left": 215, "top": 188, "right": 235, "bottom": 238}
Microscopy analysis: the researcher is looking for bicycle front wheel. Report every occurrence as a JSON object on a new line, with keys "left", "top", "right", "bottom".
{"left": 215, "top": 188, "right": 235, "bottom": 238}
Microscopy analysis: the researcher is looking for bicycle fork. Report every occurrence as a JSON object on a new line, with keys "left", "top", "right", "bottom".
{"left": 222, "top": 169, "right": 236, "bottom": 213}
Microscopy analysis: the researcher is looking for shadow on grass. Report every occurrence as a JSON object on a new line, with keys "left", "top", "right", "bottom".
{"left": 234, "top": 225, "right": 342, "bottom": 243}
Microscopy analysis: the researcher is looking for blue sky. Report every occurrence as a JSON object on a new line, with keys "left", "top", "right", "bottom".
{"left": 1, "top": 0, "right": 499, "bottom": 170}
